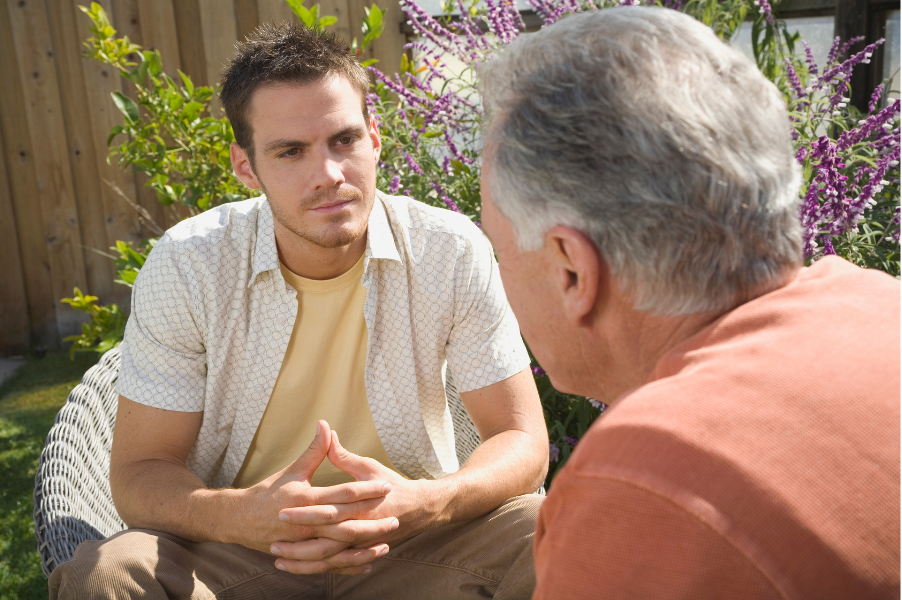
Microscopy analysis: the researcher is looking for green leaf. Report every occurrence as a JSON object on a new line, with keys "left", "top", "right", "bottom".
{"left": 286, "top": 0, "right": 316, "bottom": 28}
{"left": 318, "top": 15, "right": 337, "bottom": 28}
{"left": 111, "top": 91, "right": 139, "bottom": 123}
{"left": 106, "top": 125, "right": 125, "bottom": 146}
{"left": 400, "top": 53, "right": 409, "bottom": 73}
{"left": 178, "top": 70, "right": 195, "bottom": 97}
{"left": 95, "top": 338, "right": 119, "bottom": 353}
{"left": 284, "top": 0, "right": 308, "bottom": 21}
{"left": 360, "top": 58, "right": 379, "bottom": 67}
{"left": 366, "top": 4, "right": 384, "bottom": 28}
{"left": 116, "top": 270, "right": 138, "bottom": 286}
{"left": 183, "top": 101, "right": 205, "bottom": 121}
{"left": 154, "top": 187, "right": 175, "bottom": 205}
{"left": 142, "top": 49, "right": 163, "bottom": 76}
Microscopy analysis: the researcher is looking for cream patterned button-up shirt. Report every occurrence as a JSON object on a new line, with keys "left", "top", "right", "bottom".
{"left": 118, "top": 191, "right": 530, "bottom": 488}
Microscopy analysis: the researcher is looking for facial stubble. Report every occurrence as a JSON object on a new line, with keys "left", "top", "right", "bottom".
{"left": 262, "top": 180, "right": 370, "bottom": 250}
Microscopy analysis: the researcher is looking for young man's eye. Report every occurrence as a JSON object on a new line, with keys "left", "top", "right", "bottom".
{"left": 280, "top": 148, "right": 300, "bottom": 158}
{"left": 337, "top": 136, "right": 354, "bottom": 146}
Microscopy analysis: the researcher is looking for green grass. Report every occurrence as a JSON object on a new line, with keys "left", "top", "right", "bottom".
{"left": 0, "top": 351, "right": 99, "bottom": 600}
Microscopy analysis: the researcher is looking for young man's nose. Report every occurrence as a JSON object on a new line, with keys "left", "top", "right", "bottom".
{"left": 310, "top": 152, "right": 346, "bottom": 190}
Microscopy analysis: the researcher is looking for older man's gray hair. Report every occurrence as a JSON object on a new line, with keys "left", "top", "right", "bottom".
{"left": 480, "top": 6, "right": 803, "bottom": 316}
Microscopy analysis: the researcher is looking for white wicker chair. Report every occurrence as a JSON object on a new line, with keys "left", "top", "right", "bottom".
{"left": 33, "top": 346, "right": 125, "bottom": 577}
{"left": 33, "top": 346, "right": 487, "bottom": 576}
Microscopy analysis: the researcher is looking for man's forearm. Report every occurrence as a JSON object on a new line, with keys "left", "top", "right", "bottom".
{"left": 111, "top": 458, "right": 243, "bottom": 544}
{"left": 427, "top": 427, "right": 548, "bottom": 526}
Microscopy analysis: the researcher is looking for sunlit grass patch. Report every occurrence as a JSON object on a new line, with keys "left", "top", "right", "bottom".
{"left": 0, "top": 352, "right": 98, "bottom": 600}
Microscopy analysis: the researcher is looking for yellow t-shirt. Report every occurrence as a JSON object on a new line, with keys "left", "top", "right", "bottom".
{"left": 233, "top": 254, "right": 402, "bottom": 488}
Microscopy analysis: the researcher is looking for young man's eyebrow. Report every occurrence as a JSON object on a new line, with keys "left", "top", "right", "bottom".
{"left": 262, "top": 138, "right": 310, "bottom": 154}
{"left": 329, "top": 125, "right": 367, "bottom": 142}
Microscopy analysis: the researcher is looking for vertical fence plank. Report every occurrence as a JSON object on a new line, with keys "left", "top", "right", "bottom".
{"left": 255, "top": 0, "right": 297, "bottom": 26}
{"left": 0, "top": 2, "right": 53, "bottom": 350}
{"left": 320, "top": 0, "right": 353, "bottom": 45}
{"left": 46, "top": 0, "right": 117, "bottom": 306}
{"left": 173, "top": 0, "right": 208, "bottom": 86}
{"left": 0, "top": 123, "right": 30, "bottom": 355}
{"left": 7, "top": 0, "right": 88, "bottom": 341}
{"left": 0, "top": 0, "right": 55, "bottom": 347}
{"left": 136, "top": 0, "right": 181, "bottom": 75}
{"left": 197, "top": 0, "right": 238, "bottom": 113}
{"left": 235, "top": 0, "right": 259, "bottom": 41}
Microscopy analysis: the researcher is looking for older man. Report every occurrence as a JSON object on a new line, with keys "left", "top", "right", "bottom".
{"left": 479, "top": 7, "right": 900, "bottom": 599}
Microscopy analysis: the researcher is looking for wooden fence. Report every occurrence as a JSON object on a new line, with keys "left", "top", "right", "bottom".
{"left": 0, "top": 0, "right": 407, "bottom": 355}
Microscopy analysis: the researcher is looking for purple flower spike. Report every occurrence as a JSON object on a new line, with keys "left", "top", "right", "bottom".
{"left": 404, "top": 153, "right": 425, "bottom": 176}
{"left": 549, "top": 443, "right": 561, "bottom": 463}
{"left": 587, "top": 397, "right": 606, "bottom": 411}
{"left": 803, "top": 41, "right": 819, "bottom": 76}
{"left": 562, "top": 436, "right": 580, "bottom": 447}
{"left": 889, "top": 207, "right": 901, "bottom": 243}
{"left": 869, "top": 84, "right": 885, "bottom": 113}
{"left": 430, "top": 182, "right": 463, "bottom": 214}
{"left": 784, "top": 59, "right": 807, "bottom": 99}
{"left": 388, "top": 175, "right": 401, "bottom": 194}
{"left": 753, "top": 0, "right": 774, "bottom": 26}
{"left": 531, "top": 365, "right": 547, "bottom": 377}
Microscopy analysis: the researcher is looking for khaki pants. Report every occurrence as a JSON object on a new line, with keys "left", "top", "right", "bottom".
{"left": 49, "top": 495, "right": 542, "bottom": 599}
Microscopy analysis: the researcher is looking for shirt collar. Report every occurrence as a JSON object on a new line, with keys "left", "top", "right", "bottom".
{"left": 365, "top": 192, "right": 402, "bottom": 266}
{"left": 250, "top": 197, "right": 279, "bottom": 288}
{"left": 249, "top": 192, "right": 401, "bottom": 288}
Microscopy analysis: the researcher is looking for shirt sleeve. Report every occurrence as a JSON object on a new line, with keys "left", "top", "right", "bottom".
{"left": 533, "top": 469, "right": 783, "bottom": 600}
{"left": 444, "top": 229, "right": 531, "bottom": 393}
{"left": 116, "top": 234, "right": 207, "bottom": 412}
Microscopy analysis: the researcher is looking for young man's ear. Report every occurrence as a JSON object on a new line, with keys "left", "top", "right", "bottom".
{"left": 230, "top": 143, "right": 261, "bottom": 190}
{"left": 368, "top": 116, "right": 382, "bottom": 160}
{"left": 545, "top": 226, "right": 604, "bottom": 325}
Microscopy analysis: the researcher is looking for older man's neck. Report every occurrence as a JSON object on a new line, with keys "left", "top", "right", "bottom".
{"left": 581, "top": 304, "right": 727, "bottom": 405}
{"left": 584, "top": 268, "right": 800, "bottom": 404}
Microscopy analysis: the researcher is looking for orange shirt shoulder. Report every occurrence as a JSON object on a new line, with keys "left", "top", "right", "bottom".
{"left": 534, "top": 258, "right": 900, "bottom": 600}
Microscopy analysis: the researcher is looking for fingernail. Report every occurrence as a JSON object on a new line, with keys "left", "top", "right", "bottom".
{"left": 363, "top": 566, "right": 373, "bottom": 574}
{"left": 390, "top": 518, "right": 399, "bottom": 530}
{"left": 381, "top": 482, "right": 392, "bottom": 494}
{"left": 379, "top": 546, "right": 390, "bottom": 557}
{"left": 276, "top": 562, "right": 286, "bottom": 570}
{"left": 278, "top": 512, "right": 289, "bottom": 522}
{"left": 270, "top": 545, "right": 281, "bottom": 556}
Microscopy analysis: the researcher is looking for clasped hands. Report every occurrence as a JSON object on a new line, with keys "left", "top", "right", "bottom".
{"left": 238, "top": 419, "right": 436, "bottom": 575}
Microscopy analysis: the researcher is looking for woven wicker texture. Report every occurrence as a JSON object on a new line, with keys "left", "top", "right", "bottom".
{"left": 33, "top": 347, "right": 125, "bottom": 577}
{"left": 33, "top": 348, "right": 489, "bottom": 576}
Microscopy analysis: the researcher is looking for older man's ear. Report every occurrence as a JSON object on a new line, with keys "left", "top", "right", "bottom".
{"left": 544, "top": 226, "right": 606, "bottom": 327}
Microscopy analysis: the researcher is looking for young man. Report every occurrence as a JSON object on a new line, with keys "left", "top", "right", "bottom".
{"left": 50, "top": 24, "right": 547, "bottom": 599}
{"left": 478, "top": 7, "right": 899, "bottom": 599}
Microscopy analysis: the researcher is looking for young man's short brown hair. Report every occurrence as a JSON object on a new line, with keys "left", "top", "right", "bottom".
{"left": 220, "top": 22, "right": 370, "bottom": 162}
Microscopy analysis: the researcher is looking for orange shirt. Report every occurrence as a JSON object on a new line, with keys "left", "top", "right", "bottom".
{"left": 534, "top": 257, "right": 900, "bottom": 599}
